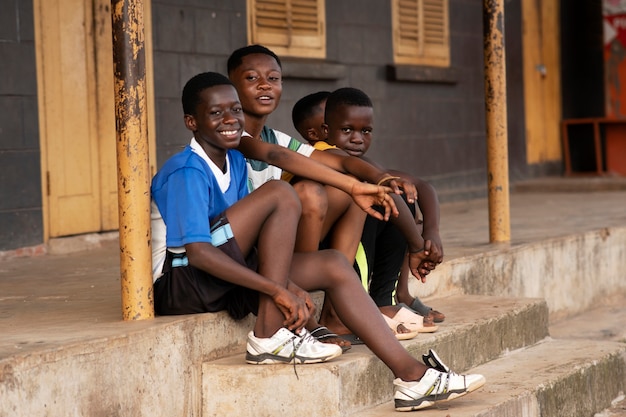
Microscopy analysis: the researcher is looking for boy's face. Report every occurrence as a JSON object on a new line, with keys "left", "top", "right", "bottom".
{"left": 229, "top": 53, "right": 282, "bottom": 117}
{"left": 324, "top": 104, "right": 374, "bottom": 157}
{"left": 184, "top": 84, "right": 244, "bottom": 154}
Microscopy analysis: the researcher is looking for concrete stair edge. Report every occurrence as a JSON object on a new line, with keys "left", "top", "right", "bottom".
{"left": 357, "top": 338, "right": 626, "bottom": 417}
{"left": 410, "top": 226, "right": 626, "bottom": 323}
{"left": 201, "top": 295, "right": 549, "bottom": 417}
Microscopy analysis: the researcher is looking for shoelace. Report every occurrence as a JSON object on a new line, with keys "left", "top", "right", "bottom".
{"left": 266, "top": 330, "right": 301, "bottom": 378}
{"left": 430, "top": 372, "right": 449, "bottom": 410}
{"left": 299, "top": 329, "right": 318, "bottom": 344}
{"left": 289, "top": 330, "right": 309, "bottom": 380}
{"left": 431, "top": 371, "right": 468, "bottom": 411}
{"left": 289, "top": 329, "right": 324, "bottom": 379}
{"left": 423, "top": 349, "right": 461, "bottom": 410}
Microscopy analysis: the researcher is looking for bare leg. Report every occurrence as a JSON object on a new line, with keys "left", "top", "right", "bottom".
{"left": 317, "top": 185, "right": 367, "bottom": 336}
{"left": 291, "top": 249, "right": 427, "bottom": 381}
{"left": 395, "top": 255, "right": 413, "bottom": 306}
{"left": 292, "top": 180, "right": 361, "bottom": 348}
{"left": 292, "top": 179, "right": 327, "bottom": 252}
{"left": 323, "top": 185, "right": 366, "bottom": 260}
{"left": 225, "top": 180, "right": 302, "bottom": 338}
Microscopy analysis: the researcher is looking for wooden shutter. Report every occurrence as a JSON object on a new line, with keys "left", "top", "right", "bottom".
{"left": 248, "top": 0, "right": 325, "bottom": 58}
{"left": 393, "top": 0, "right": 450, "bottom": 66}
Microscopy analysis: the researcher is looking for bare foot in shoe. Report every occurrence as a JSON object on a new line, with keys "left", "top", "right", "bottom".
{"left": 381, "top": 314, "right": 418, "bottom": 340}
{"left": 319, "top": 303, "right": 353, "bottom": 336}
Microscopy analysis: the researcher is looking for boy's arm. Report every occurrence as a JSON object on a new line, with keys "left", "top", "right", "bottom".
{"left": 237, "top": 135, "right": 399, "bottom": 220}
{"left": 185, "top": 241, "right": 309, "bottom": 330}
{"left": 310, "top": 149, "right": 417, "bottom": 203}
{"left": 390, "top": 169, "right": 443, "bottom": 263}
{"left": 362, "top": 154, "right": 443, "bottom": 266}
{"left": 386, "top": 193, "right": 432, "bottom": 280}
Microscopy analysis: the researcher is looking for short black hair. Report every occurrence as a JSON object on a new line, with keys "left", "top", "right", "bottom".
{"left": 182, "top": 72, "right": 233, "bottom": 116}
{"left": 292, "top": 91, "right": 331, "bottom": 132}
{"left": 325, "top": 87, "right": 373, "bottom": 121}
{"left": 227, "top": 44, "right": 282, "bottom": 75}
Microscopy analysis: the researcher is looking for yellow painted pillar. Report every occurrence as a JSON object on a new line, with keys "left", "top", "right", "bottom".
{"left": 111, "top": 0, "right": 154, "bottom": 320}
{"left": 483, "top": 0, "right": 511, "bottom": 242}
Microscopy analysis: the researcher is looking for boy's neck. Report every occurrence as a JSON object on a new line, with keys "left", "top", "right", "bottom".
{"left": 243, "top": 112, "right": 268, "bottom": 139}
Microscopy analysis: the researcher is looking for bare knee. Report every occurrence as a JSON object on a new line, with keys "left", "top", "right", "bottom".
{"left": 261, "top": 180, "right": 301, "bottom": 213}
{"left": 293, "top": 180, "right": 328, "bottom": 220}
{"left": 318, "top": 249, "right": 357, "bottom": 284}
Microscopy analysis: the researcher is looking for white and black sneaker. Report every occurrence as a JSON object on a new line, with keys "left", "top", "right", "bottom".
{"left": 394, "top": 367, "right": 486, "bottom": 411}
{"left": 246, "top": 327, "right": 343, "bottom": 365}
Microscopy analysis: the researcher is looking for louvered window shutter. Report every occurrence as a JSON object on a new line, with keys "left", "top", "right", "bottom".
{"left": 248, "top": 0, "right": 326, "bottom": 58}
{"left": 393, "top": 0, "right": 450, "bottom": 66}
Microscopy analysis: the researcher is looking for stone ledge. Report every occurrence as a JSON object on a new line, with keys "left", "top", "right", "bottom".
{"left": 202, "top": 296, "right": 548, "bottom": 417}
{"left": 360, "top": 338, "right": 626, "bottom": 417}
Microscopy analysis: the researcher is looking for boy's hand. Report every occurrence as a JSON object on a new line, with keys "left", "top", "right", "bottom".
{"left": 422, "top": 235, "right": 444, "bottom": 264}
{"left": 411, "top": 240, "right": 444, "bottom": 282}
{"left": 407, "top": 249, "right": 430, "bottom": 282}
{"left": 287, "top": 281, "right": 316, "bottom": 317}
{"left": 350, "top": 182, "right": 399, "bottom": 221}
{"left": 272, "top": 287, "right": 310, "bottom": 332}
{"left": 393, "top": 178, "right": 418, "bottom": 204}
{"left": 377, "top": 176, "right": 418, "bottom": 204}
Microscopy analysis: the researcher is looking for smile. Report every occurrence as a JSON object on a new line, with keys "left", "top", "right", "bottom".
{"left": 220, "top": 130, "right": 239, "bottom": 136}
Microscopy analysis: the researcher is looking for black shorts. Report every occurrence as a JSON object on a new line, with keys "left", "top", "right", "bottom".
{"left": 153, "top": 213, "right": 259, "bottom": 319}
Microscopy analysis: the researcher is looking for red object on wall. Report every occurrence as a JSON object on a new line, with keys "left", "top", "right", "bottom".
{"left": 604, "top": 14, "right": 626, "bottom": 119}
{"left": 606, "top": 125, "right": 626, "bottom": 175}
{"left": 590, "top": 5, "right": 626, "bottom": 175}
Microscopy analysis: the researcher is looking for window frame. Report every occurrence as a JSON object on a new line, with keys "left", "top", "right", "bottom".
{"left": 247, "top": 0, "right": 326, "bottom": 59}
{"left": 391, "top": 0, "right": 450, "bottom": 67}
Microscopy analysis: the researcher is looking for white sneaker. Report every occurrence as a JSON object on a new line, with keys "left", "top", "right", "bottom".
{"left": 246, "top": 327, "right": 343, "bottom": 365}
{"left": 394, "top": 368, "right": 486, "bottom": 411}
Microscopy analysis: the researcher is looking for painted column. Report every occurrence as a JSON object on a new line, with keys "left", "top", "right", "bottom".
{"left": 111, "top": 0, "right": 154, "bottom": 320}
{"left": 483, "top": 0, "right": 511, "bottom": 242}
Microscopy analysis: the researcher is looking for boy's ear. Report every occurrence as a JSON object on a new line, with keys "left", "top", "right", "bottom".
{"left": 322, "top": 123, "right": 329, "bottom": 136}
{"left": 305, "top": 127, "right": 319, "bottom": 142}
{"left": 184, "top": 114, "right": 197, "bottom": 132}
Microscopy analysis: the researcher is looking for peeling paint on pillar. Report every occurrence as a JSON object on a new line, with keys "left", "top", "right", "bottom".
{"left": 112, "top": 0, "right": 154, "bottom": 320}
{"left": 483, "top": 0, "right": 511, "bottom": 243}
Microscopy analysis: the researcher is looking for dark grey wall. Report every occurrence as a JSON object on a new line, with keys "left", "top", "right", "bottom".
{"left": 0, "top": 0, "right": 43, "bottom": 250}
{"left": 0, "top": 0, "right": 531, "bottom": 251}
{"left": 152, "top": 0, "right": 248, "bottom": 163}
{"left": 151, "top": 0, "right": 528, "bottom": 201}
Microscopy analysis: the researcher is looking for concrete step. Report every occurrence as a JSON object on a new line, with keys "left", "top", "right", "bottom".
{"left": 597, "top": 396, "right": 626, "bottom": 417}
{"left": 201, "top": 295, "right": 548, "bottom": 417}
{"left": 358, "top": 338, "right": 626, "bottom": 417}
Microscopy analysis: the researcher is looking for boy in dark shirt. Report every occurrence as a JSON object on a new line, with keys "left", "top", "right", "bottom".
{"left": 292, "top": 88, "right": 446, "bottom": 331}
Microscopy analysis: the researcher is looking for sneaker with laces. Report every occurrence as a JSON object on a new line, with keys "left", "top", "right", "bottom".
{"left": 246, "top": 327, "right": 343, "bottom": 365}
{"left": 394, "top": 368, "right": 486, "bottom": 411}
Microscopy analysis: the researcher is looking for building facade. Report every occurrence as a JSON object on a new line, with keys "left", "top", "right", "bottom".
{"left": 1, "top": 0, "right": 573, "bottom": 252}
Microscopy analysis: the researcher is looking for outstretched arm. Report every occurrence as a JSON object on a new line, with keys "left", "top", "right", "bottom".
{"left": 237, "top": 136, "right": 399, "bottom": 220}
{"left": 310, "top": 149, "right": 417, "bottom": 202}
